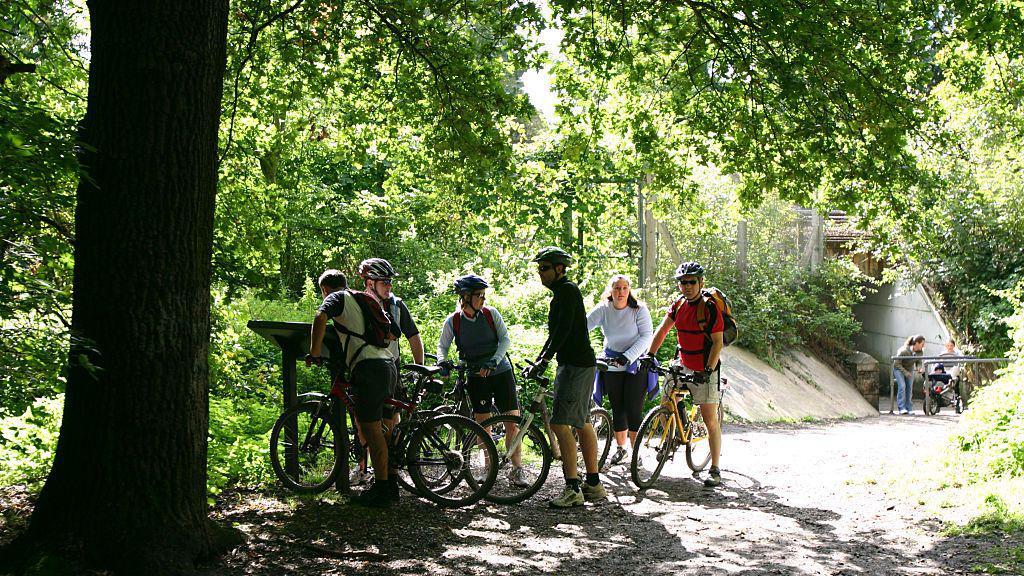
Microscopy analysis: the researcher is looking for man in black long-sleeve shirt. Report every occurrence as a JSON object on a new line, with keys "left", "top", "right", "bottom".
{"left": 528, "top": 246, "right": 605, "bottom": 507}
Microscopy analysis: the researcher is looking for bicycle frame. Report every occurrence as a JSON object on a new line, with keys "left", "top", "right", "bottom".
{"left": 500, "top": 378, "right": 552, "bottom": 461}
{"left": 657, "top": 381, "right": 698, "bottom": 448}
{"left": 647, "top": 364, "right": 722, "bottom": 450}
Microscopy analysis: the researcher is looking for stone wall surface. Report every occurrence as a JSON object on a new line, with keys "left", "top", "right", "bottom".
{"left": 719, "top": 347, "right": 878, "bottom": 422}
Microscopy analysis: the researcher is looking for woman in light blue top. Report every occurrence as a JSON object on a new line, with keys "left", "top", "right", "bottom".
{"left": 587, "top": 274, "right": 654, "bottom": 465}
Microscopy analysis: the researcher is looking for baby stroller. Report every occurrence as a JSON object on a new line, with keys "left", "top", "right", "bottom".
{"left": 924, "top": 364, "right": 964, "bottom": 415}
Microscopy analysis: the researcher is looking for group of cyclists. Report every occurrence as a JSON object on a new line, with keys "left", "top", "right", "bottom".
{"left": 307, "top": 247, "right": 726, "bottom": 508}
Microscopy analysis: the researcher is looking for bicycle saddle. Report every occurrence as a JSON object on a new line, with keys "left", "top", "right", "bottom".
{"left": 403, "top": 363, "right": 442, "bottom": 377}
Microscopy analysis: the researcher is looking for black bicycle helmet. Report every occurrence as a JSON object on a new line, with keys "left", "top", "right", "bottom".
{"left": 453, "top": 274, "right": 490, "bottom": 294}
{"left": 531, "top": 246, "right": 573, "bottom": 266}
{"left": 358, "top": 258, "right": 397, "bottom": 280}
{"left": 674, "top": 261, "right": 705, "bottom": 279}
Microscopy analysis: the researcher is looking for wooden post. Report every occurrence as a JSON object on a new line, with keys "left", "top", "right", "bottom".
{"left": 810, "top": 211, "right": 824, "bottom": 273}
{"left": 643, "top": 208, "right": 657, "bottom": 283}
{"left": 278, "top": 338, "right": 300, "bottom": 479}
{"left": 637, "top": 187, "right": 646, "bottom": 287}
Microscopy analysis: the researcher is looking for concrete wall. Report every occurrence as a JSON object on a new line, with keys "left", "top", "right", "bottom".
{"left": 721, "top": 347, "right": 877, "bottom": 422}
{"left": 853, "top": 282, "right": 951, "bottom": 387}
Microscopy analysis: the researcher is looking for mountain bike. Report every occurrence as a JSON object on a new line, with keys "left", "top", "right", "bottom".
{"left": 269, "top": 360, "right": 499, "bottom": 507}
{"left": 630, "top": 358, "right": 726, "bottom": 489}
{"left": 432, "top": 355, "right": 498, "bottom": 418}
{"left": 478, "top": 359, "right": 612, "bottom": 504}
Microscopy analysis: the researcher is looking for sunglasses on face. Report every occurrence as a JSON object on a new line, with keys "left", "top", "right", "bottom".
{"left": 471, "top": 292, "right": 486, "bottom": 299}
{"left": 537, "top": 265, "right": 553, "bottom": 273}
{"left": 678, "top": 279, "right": 699, "bottom": 286}
{"left": 374, "top": 279, "right": 393, "bottom": 286}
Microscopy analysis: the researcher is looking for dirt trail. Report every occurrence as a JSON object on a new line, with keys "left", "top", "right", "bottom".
{"left": 205, "top": 412, "right": 1018, "bottom": 575}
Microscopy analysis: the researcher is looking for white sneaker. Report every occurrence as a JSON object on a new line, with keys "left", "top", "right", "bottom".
{"left": 508, "top": 466, "right": 531, "bottom": 488}
{"left": 349, "top": 468, "right": 372, "bottom": 486}
{"left": 549, "top": 485, "right": 584, "bottom": 508}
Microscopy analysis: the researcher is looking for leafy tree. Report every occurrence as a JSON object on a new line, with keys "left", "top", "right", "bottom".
{"left": 0, "top": 0, "right": 87, "bottom": 414}
{"left": 546, "top": 0, "right": 942, "bottom": 209}
{"left": 876, "top": 47, "right": 1024, "bottom": 356}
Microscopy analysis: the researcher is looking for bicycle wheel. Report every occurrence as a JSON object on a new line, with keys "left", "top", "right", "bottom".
{"left": 925, "top": 391, "right": 939, "bottom": 415}
{"left": 479, "top": 414, "right": 552, "bottom": 504}
{"left": 407, "top": 413, "right": 498, "bottom": 507}
{"left": 631, "top": 406, "right": 677, "bottom": 488}
{"left": 386, "top": 424, "right": 423, "bottom": 496}
{"left": 685, "top": 403, "right": 717, "bottom": 472}
{"left": 591, "top": 407, "right": 614, "bottom": 470}
{"left": 574, "top": 407, "right": 613, "bottom": 472}
{"left": 270, "top": 401, "right": 339, "bottom": 493}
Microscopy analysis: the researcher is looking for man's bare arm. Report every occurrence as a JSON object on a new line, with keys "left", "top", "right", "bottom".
{"left": 647, "top": 316, "right": 674, "bottom": 356}
{"left": 309, "top": 312, "right": 329, "bottom": 357}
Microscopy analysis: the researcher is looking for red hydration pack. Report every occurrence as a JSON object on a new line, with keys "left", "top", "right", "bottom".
{"left": 332, "top": 290, "right": 399, "bottom": 349}
{"left": 452, "top": 307, "right": 497, "bottom": 348}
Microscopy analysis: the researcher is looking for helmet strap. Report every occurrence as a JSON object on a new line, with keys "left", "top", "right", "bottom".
{"left": 460, "top": 295, "right": 481, "bottom": 316}
{"left": 368, "top": 281, "right": 388, "bottom": 302}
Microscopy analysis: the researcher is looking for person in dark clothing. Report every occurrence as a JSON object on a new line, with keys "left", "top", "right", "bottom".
{"left": 527, "top": 246, "right": 606, "bottom": 507}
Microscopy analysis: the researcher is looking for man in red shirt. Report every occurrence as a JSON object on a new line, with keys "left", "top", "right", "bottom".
{"left": 647, "top": 261, "right": 725, "bottom": 487}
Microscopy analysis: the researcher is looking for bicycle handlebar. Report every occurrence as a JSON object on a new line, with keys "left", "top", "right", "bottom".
{"left": 519, "top": 359, "right": 551, "bottom": 387}
{"left": 639, "top": 356, "right": 708, "bottom": 384}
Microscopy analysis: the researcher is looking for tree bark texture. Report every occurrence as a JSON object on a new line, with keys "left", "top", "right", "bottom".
{"left": 15, "top": 1, "right": 228, "bottom": 573}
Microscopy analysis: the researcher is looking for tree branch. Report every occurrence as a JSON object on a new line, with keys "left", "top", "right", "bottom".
{"left": 219, "top": 0, "right": 307, "bottom": 165}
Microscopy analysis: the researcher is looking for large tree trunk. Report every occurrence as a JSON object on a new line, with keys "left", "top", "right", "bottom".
{"left": 6, "top": 1, "right": 228, "bottom": 573}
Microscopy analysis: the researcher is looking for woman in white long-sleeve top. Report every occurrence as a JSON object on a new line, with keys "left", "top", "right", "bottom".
{"left": 587, "top": 274, "right": 654, "bottom": 465}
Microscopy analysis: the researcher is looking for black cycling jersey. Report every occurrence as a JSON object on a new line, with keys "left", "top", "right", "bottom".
{"left": 540, "top": 276, "right": 596, "bottom": 367}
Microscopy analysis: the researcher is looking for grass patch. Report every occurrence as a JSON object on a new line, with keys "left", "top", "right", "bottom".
{"left": 968, "top": 546, "right": 1024, "bottom": 575}
{"left": 945, "top": 495, "right": 1024, "bottom": 537}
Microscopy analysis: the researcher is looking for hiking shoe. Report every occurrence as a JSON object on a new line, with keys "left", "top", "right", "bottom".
{"left": 549, "top": 485, "right": 584, "bottom": 508}
{"left": 349, "top": 467, "right": 372, "bottom": 486}
{"left": 703, "top": 466, "right": 722, "bottom": 488}
{"left": 388, "top": 477, "right": 400, "bottom": 502}
{"left": 350, "top": 481, "right": 393, "bottom": 508}
{"left": 581, "top": 482, "right": 608, "bottom": 502}
{"left": 610, "top": 446, "right": 628, "bottom": 465}
{"left": 508, "top": 466, "right": 531, "bottom": 488}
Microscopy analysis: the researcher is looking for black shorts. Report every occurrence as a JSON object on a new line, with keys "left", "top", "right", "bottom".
{"left": 350, "top": 358, "right": 398, "bottom": 423}
{"left": 467, "top": 369, "right": 520, "bottom": 414}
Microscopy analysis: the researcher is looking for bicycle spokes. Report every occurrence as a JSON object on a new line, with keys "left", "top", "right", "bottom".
{"left": 631, "top": 407, "right": 677, "bottom": 488}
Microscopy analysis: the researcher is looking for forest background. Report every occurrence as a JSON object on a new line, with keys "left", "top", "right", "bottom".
{"left": 1, "top": 0, "right": 1022, "bottom": 526}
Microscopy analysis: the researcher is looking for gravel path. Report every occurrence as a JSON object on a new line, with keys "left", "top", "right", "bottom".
{"left": 208, "top": 411, "right": 1020, "bottom": 575}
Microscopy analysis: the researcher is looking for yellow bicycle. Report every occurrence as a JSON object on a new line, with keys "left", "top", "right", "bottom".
{"left": 630, "top": 360, "right": 725, "bottom": 488}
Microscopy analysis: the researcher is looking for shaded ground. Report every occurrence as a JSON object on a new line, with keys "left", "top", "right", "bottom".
{"left": 2, "top": 413, "right": 1018, "bottom": 575}
{"left": 206, "top": 413, "right": 1019, "bottom": 575}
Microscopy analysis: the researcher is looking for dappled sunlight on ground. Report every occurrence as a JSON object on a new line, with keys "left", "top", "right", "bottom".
{"left": 167, "top": 415, "right": 1021, "bottom": 574}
